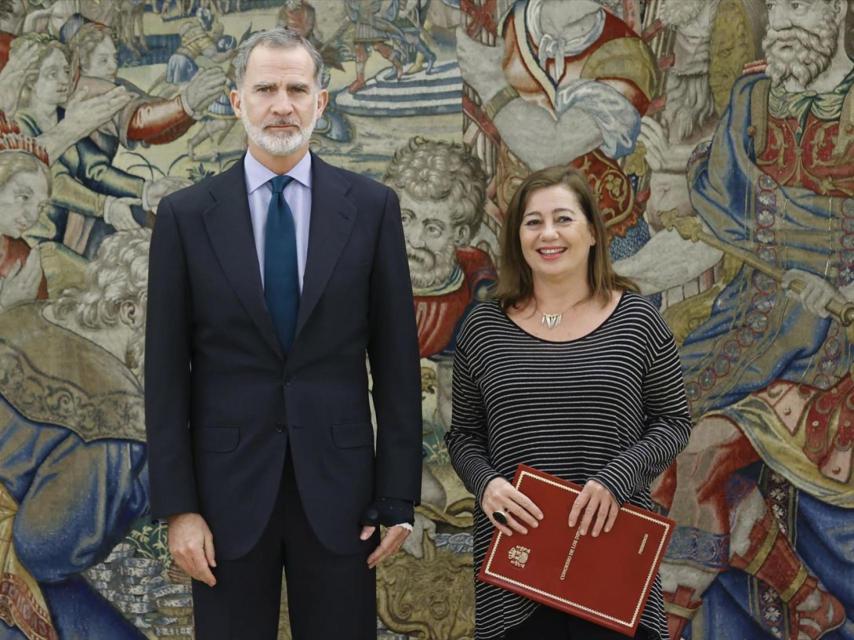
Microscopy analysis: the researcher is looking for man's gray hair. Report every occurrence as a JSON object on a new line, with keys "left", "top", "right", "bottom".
{"left": 233, "top": 27, "right": 324, "bottom": 89}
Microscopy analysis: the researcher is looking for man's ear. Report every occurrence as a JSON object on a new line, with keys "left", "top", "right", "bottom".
{"left": 119, "top": 300, "right": 141, "bottom": 328}
{"left": 455, "top": 224, "right": 472, "bottom": 246}
{"left": 316, "top": 87, "right": 329, "bottom": 115}
{"left": 229, "top": 87, "right": 242, "bottom": 118}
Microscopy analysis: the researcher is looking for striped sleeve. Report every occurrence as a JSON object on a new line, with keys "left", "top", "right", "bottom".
{"left": 444, "top": 343, "right": 502, "bottom": 504}
{"left": 591, "top": 331, "right": 692, "bottom": 504}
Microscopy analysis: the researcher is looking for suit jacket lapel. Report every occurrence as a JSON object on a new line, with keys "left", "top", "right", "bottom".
{"left": 293, "top": 153, "right": 357, "bottom": 343}
{"left": 201, "top": 160, "right": 283, "bottom": 359}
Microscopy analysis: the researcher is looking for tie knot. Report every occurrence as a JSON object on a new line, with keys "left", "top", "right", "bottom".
{"left": 269, "top": 174, "right": 293, "bottom": 194}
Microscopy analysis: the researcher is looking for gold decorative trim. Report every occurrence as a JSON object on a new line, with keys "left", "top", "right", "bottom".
{"left": 483, "top": 85, "right": 520, "bottom": 121}
{"left": 743, "top": 525, "right": 778, "bottom": 576}
{"left": 780, "top": 565, "right": 809, "bottom": 603}
{"left": 663, "top": 600, "right": 701, "bottom": 619}
{"left": 750, "top": 78, "right": 771, "bottom": 157}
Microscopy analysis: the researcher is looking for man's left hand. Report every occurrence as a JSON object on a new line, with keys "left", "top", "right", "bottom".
{"left": 360, "top": 525, "right": 410, "bottom": 569}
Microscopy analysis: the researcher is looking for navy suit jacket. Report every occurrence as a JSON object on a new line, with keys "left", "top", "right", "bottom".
{"left": 144, "top": 152, "right": 422, "bottom": 559}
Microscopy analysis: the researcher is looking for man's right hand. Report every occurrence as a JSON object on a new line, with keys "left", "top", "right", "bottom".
{"left": 167, "top": 512, "right": 217, "bottom": 587}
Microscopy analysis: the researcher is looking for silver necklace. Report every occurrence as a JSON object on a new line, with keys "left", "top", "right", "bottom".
{"left": 541, "top": 311, "right": 563, "bottom": 329}
{"left": 537, "top": 297, "right": 589, "bottom": 330}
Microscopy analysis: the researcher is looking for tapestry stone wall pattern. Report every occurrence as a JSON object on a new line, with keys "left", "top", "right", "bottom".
{"left": 0, "top": 0, "right": 850, "bottom": 638}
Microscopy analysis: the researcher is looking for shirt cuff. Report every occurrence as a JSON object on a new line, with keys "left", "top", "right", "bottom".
{"left": 360, "top": 497, "right": 414, "bottom": 527}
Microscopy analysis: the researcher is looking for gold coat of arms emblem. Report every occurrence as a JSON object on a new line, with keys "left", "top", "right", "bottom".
{"left": 508, "top": 545, "right": 531, "bottom": 568}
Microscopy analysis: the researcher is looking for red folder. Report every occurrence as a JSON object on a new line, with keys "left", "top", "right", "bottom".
{"left": 477, "top": 465, "right": 674, "bottom": 637}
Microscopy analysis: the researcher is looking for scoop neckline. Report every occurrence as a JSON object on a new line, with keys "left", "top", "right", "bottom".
{"left": 497, "top": 291, "right": 627, "bottom": 344}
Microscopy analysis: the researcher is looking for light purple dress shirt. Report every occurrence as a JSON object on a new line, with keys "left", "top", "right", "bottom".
{"left": 243, "top": 149, "right": 312, "bottom": 292}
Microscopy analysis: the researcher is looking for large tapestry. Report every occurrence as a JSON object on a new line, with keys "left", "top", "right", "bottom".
{"left": 0, "top": 0, "right": 851, "bottom": 638}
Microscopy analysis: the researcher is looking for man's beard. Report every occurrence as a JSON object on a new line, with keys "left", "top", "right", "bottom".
{"left": 240, "top": 108, "right": 317, "bottom": 157}
{"left": 407, "top": 244, "right": 458, "bottom": 290}
{"left": 763, "top": 17, "right": 838, "bottom": 88}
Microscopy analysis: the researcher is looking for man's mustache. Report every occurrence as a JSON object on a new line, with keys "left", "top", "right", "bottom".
{"left": 263, "top": 119, "right": 301, "bottom": 128}
{"left": 768, "top": 27, "right": 810, "bottom": 42}
{"left": 765, "top": 26, "right": 832, "bottom": 52}
{"left": 407, "top": 248, "right": 434, "bottom": 266}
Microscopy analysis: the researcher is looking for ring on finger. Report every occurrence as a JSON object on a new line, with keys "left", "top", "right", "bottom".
{"left": 492, "top": 510, "right": 508, "bottom": 526}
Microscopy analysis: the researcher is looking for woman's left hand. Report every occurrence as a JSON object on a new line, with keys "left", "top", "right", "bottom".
{"left": 568, "top": 480, "right": 619, "bottom": 537}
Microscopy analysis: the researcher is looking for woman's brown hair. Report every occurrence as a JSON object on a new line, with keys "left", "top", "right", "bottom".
{"left": 495, "top": 165, "right": 638, "bottom": 310}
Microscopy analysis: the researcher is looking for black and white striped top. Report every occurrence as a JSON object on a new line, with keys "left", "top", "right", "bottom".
{"left": 445, "top": 292, "right": 692, "bottom": 640}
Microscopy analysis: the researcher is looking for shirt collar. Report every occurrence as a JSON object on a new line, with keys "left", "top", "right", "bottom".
{"left": 244, "top": 148, "right": 313, "bottom": 195}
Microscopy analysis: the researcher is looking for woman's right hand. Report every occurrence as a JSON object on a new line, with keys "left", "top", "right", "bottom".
{"left": 481, "top": 477, "right": 543, "bottom": 537}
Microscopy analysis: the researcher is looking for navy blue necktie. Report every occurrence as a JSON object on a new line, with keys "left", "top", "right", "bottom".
{"left": 264, "top": 175, "right": 300, "bottom": 352}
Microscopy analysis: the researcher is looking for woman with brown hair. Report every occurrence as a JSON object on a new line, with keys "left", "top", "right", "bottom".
{"left": 445, "top": 166, "right": 692, "bottom": 639}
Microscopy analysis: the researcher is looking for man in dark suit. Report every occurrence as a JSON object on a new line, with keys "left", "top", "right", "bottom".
{"left": 144, "top": 27, "right": 422, "bottom": 639}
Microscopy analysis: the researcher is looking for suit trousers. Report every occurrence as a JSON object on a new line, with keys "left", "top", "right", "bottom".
{"left": 191, "top": 451, "right": 377, "bottom": 639}
{"left": 504, "top": 605, "right": 649, "bottom": 640}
